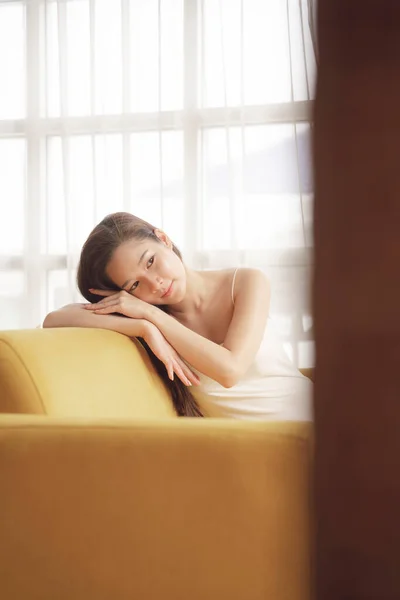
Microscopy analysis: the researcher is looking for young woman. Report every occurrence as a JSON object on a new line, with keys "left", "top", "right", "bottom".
{"left": 43, "top": 212, "right": 313, "bottom": 420}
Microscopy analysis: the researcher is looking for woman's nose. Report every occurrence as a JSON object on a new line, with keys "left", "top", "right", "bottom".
{"left": 150, "top": 274, "right": 163, "bottom": 293}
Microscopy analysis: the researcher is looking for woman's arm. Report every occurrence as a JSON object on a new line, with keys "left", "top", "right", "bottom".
{"left": 43, "top": 303, "right": 148, "bottom": 337}
{"left": 145, "top": 269, "right": 270, "bottom": 387}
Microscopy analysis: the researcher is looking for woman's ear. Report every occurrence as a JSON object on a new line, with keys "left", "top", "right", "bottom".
{"left": 154, "top": 228, "right": 173, "bottom": 249}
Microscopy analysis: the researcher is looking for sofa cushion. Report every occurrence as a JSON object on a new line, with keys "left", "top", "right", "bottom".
{"left": 0, "top": 329, "right": 176, "bottom": 419}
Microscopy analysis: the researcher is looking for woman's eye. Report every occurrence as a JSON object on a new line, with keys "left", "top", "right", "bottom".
{"left": 128, "top": 257, "right": 154, "bottom": 293}
{"left": 129, "top": 282, "right": 139, "bottom": 293}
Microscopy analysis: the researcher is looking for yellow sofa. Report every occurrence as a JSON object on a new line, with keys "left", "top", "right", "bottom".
{"left": 0, "top": 328, "right": 313, "bottom": 600}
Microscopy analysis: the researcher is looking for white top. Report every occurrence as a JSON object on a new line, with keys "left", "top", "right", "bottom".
{"left": 192, "top": 269, "right": 313, "bottom": 421}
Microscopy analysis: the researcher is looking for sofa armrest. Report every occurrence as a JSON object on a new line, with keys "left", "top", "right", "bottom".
{"left": 300, "top": 367, "right": 314, "bottom": 381}
{"left": 0, "top": 415, "right": 312, "bottom": 600}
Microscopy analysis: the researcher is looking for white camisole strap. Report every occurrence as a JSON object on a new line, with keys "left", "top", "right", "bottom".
{"left": 231, "top": 267, "right": 239, "bottom": 306}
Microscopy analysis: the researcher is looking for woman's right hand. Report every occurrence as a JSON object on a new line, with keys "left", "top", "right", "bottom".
{"left": 143, "top": 322, "right": 201, "bottom": 387}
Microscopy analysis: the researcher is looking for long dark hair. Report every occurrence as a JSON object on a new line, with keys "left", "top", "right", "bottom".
{"left": 76, "top": 212, "right": 203, "bottom": 417}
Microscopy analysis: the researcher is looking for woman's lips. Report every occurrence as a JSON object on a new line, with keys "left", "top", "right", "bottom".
{"left": 162, "top": 281, "right": 173, "bottom": 298}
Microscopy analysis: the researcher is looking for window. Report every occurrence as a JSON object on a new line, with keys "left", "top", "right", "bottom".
{"left": 0, "top": 0, "right": 316, "bottom": 366}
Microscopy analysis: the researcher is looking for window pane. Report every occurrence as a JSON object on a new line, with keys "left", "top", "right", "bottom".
{"left": 130, "top": 131, "right": 184, "bottom": 248}
{"left": 46, "top": 135, "right": 124, "bottom": 254}
{"left": 159, "top": 0, "right": 184, "bottom": 111}
{"left": 93, "top": 135, "right": 124, "bottom": 219}
{"left": 46, "top": 137, "right": 64, "bottom": 252}
{"left": 47, "top": 0, "right": 92, "bottom": 116}
{"left": 94, "top": 0, "right": 122, "bottom": 114}
{"left": 0, "top": 272, "right": 25, "bottom": 329}
{"left": 0, "top": 2, "right": 25, "bottom": 118}
{"left": 0, "top": 139, "right": 25, "bottom": 254}
{"left": 46, "top": 0, "right": 183, "bottom": 116}
{"left": 47, "top": 270, "right": 83, "bottom": 313}
{"left": 201, "top": 124, "right": 313, "bottom": 250}
{"left": 66, "top": 0, "right": 91, "bottom": 116}
{"left": 201, "top": 0, "right": 316, "bottom": 107}
{"left": 129, "top": 0, "right": 183, "bottom": 112}
{"left": 46, "top": 0, "right": 61, "bottom": 117}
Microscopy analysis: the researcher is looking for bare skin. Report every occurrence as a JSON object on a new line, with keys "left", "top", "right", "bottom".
{"left": 43, "top": 229, "right": 271, "bottom": 388}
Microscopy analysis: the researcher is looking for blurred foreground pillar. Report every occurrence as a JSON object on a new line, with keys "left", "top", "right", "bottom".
{"left": 313, "top": 1, "right": 400, "bottom": 598}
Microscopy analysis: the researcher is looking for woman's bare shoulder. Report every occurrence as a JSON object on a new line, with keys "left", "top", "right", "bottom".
{"left": 229, "top": 268, "right": 269, "bottom": 304}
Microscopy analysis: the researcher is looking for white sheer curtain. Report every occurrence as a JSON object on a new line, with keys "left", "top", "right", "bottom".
{"left": 307, "top": 0, "right": 318, "bottom": 62}
{"left": 0, "top": 0, "right": 317, "bottom": 367}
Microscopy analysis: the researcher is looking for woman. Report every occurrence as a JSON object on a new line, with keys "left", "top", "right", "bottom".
{"left": 43, "top": 212, "right": 313, "bottom": 420}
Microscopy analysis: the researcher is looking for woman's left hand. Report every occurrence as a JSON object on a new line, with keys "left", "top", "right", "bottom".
{"left": 85, "top": 289, "right": 150, "bottom": 320}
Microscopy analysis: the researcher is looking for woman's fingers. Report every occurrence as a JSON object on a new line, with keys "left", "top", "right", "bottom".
{"left": 88, "top": 305, "right": 115, "bottom": 314}
{"left": 89, "top": 288, "right": 115, "bottom": 297}
{"left": 85, "top": 299, "right": 117, "bottom": 310}
{"left": 188, "top": 366, "right": 201, "bottom": 383}
{"left": 181, "top": 363, "right": 201, "bottom": 386}
{"left": 168, "top": 358, "right": 190, "bottom": 386}
{"left": 172, "top": 358, "right": 201, "bottom": 387}
{"left": 173, "top": 362, "right": 192, "bottom": 386}
{"left": 165, "top": 353, "right": 200, "bottom": 387}
{"left": 86, "top": 301, "right": 124, "bottom": 315}
{"left": 166, "top": 359, "right": 174, "bottom": 381}
{"left": 174, "top": 356, "right": 200, "bottom": 386}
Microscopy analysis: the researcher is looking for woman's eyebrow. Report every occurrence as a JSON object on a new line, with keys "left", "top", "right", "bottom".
{"left": 138, "top": 249, "right": 148, "bottom": 266}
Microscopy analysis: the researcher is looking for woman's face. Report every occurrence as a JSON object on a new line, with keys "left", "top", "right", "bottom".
{"left": 105, "top": 232, "right": 187, "bottom": 305}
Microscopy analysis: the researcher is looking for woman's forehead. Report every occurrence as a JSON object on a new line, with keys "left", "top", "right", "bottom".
{"left": 114, "top": 239, "right": 147, "bottom": 261}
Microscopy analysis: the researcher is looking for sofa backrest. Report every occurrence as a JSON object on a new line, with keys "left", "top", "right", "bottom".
{"left": 0, "top": 329, "right": 177, "bottom": 419}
